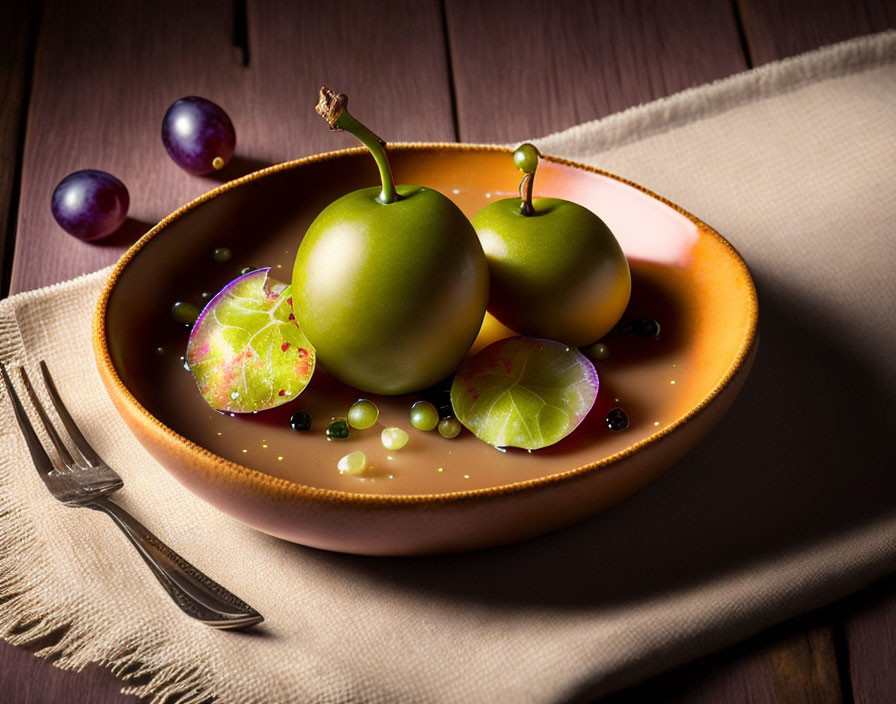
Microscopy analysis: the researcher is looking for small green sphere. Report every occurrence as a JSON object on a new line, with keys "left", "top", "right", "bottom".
{"left": 212, "top": 247, "right": 232, "bottom": 263}
{"left": 348, "top": 398, "right": 379, "bottom": 429}
{"left": 584, "top": 342, "right": 611, "bottom": 361}
{"left": 337, "top": 450, "right": 367, "bottom": 476}
{"left": 437, "top": 417, "right": 462, "bottom": 439}
{"left": 326, "top": 418, "right": 350, "bottom": 440}
{"left": 381, "top": 426, "right": 409, "bottom": 450}
{"left": 410, "top": 400, "right": 439, "bottom": 431}
{"left": 513, "top": 143, "right": 540, "bottom": 174}
{"left": 171, "top": 301, "right": 200, "bottom": 326}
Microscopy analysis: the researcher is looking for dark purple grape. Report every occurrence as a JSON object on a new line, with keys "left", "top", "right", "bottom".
{"left": 50, "top": 169, "right": 129, "bottom": 241}
{"left": 162, "top": 96, "right": 236, "bottom": 175}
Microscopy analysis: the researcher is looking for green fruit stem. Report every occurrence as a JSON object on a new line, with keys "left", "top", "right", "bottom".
{"left": 316, "top": 87, "right": 398, "bottom": 204}
{"left": 519, "top": 172, "right": 535, "bottom": 216}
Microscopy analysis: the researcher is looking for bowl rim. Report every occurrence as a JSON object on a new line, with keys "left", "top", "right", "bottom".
{"left": 93, "top": 142, "right": 758, "bottom": 507}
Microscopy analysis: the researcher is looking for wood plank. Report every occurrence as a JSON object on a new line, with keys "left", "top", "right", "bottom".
{"left": 0, "top": 640, "right": 140, "bottom": 704}
{"left": 444, "top": 0, "right": 748, "bottom": 143}
{"left": 0, "top": 0, "right": 39, "bottom": 296}
{"left": 767, "top": 625, "right": 843, "bottom": 703}
{"left": 9, "top": 0, "right": 250, "bottom": 294}
{"left": 599, "top": 615, "right": 844, "bottom": 703}
{"left": 737, "top": 0, "right": 896, "bottom": 65}
{"left": 243, "top": 0, "right": 456, "bottom": 161}
{"left": 843, "top": 576, "right": 896, "bottom": 704}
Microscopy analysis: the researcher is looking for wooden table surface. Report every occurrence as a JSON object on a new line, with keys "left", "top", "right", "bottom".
{"left": 2, "top": 1, "right": 894, "bottom": 702}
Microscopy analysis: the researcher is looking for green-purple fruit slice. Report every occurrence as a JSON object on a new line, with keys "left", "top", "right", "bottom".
{"left": 450, "top": 336, "right": 598, "bottom": 450}
{"left": 186, "top": 268, "right": 315, "bottom": 413}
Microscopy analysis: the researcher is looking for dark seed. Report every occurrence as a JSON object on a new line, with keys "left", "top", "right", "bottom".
{"left": 212, "top": 247, "right": 232, "bottom": 263}
{"left": 606, "top": 408, "right": 629, "bottom": 432}
{"left": 326, "top": 418, "right": 350, "bottom": 440}
{"left": 423, "top": 376, "right": 454, "bottom": 418}
{"left": 631, "top": 317, "right": 661, "bottom": 337}
{"left": 289, "top": 410, "right": 312, "bottom": 432}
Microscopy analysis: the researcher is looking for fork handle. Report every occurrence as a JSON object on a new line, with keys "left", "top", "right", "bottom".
{"left": 89, "top": 496, "right": 263, "bottom": 629}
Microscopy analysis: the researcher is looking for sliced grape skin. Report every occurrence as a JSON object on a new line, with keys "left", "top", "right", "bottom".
{"left": 186, "top": 268, "right": 315, "bottom": 413}
{"left": 162, "top": 96, "right": 236, "bottom": 175}
{"left": 50, "top": 169, "right": 129, "bottom": 241}
{"left": 451, "top": 336, "right": 598, "bottom": 450}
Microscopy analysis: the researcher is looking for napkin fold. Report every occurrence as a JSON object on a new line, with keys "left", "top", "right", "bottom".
{"left": 2, "top": 31, "right": 896, "bottom": 704}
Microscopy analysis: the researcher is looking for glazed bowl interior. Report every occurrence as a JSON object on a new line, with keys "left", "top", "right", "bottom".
{"left": 97, "top": 145, "right": 757, "bottom": 553}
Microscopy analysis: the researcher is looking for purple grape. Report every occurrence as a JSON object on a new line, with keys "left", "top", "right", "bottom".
{"left": 51, "top": 169, "right": 129, "bottom": 241}
{"left": 162, "top": 96, "right": 236, "bottom": 175}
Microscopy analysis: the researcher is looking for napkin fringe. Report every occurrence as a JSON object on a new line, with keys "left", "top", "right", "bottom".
{"left": 0, "top": 449, "right": 215, "bottom": 704}
{"left": 1, "top": 279, "right": 216, "bottom": 704}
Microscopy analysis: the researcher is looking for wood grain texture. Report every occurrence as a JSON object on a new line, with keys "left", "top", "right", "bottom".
{"left": 0, "top": 0, "right": 39, "bottom": 296}
{"left": 0, "top": 640, "right": 140, "bottom": 704}
{"left": 444, "top": 0, "right": 748, "bottom": 143}
{"left": 599, "top": 613, "right": 847, "bottom": 704}
{"left": 244, "top": 0, "right": 456, "bottom": 161}
{"left": 9, "top": 0, "right": 249, "bottom": 294}
{"left": 737, "top": 0, "right": 896, "bottom": 65}
{"left": 599, "top": 634, "right": 778, "bottom": 703}
{"left": 767, "top": 626, "right": 843, "bottom": 703}
{"left": 843, "top": 576, "right": 896, "bottom": 704}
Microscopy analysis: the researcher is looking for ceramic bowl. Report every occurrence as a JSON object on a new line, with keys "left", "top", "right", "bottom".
{"left": 94, "top": 144, "right": 758, "bottom": 556}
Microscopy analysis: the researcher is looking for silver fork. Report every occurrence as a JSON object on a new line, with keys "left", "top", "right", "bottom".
{"left": 0, "top": 360, "right": 263, "bottom": 629}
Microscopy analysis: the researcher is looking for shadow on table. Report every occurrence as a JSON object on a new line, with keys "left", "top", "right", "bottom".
{"left": 203, "top": 155, "right": 276, "bottom": 183}
{"left": 281, "top": 269, "right": 896, "bottom": 610}
{"left": 90, "top": 218, "right": 156, "bottom": 248}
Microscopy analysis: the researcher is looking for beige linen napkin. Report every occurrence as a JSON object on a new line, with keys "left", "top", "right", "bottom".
{"left": 2, "top": 31, "right": 896, "bottom": 704}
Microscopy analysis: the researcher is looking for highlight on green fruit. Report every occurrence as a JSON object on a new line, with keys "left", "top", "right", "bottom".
{"left": 471, "top": 148, "right": 631, "bottom": 346}
{"left": 514, "top": 143, "right": 540, "bottom": 216}
{"left": 410, "top": 400, "right": 439, "bottom": 431}
{"left": 348, "top": 398, "right": 379, "bottom": 429}
{"left": 186, "top": 268, "right": 315, "bottom": 413}
{"left": 381, "top": 427, "right": 409, "bottom": 450}
{"left": 337, "top": 451, "right": 367, "bottom": 476}
{"left": 292, "top": 87, "right": 489, "bottom": 395}
{"left": 513, "top": 143, "right": 540, "bottom": 175}
{"left": 451, "top": 336, "right": 598, "bottom": 450}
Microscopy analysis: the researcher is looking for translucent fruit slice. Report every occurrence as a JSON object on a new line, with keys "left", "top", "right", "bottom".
{"left": 450, "top": 336, "right": 598, "bottom": 450}
{"left": 186, "top": 268, "right": 315, "bottom": 413}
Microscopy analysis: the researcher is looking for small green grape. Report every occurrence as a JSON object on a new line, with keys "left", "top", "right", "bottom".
{"left": 212, "top": 247, "right": 232, "bottom": 263}
{"left": 381, "top": 427, "right": 409, "bottom": 450}
{"left": 337, "top": 450, "right": 367, "bottom": 476}
{"left": 410, "top": 400, "right": 439, "bottom": 431}
{"left": 326, "top": 418, "right": 350, "bottom": 440}
{"left": 171, "top": 301, "right": 200, "bottom": 326}
{"left": 584, "top": 341, "right": 610, "bottom": 361}
{"left": 513, "top": 143, "right": 540, "bottom": 174}
{"left": 348, "top": 398, "right": 379, "bottom": 429}
{"left": 438, "top": 417, "right": 462, "bottom": 439}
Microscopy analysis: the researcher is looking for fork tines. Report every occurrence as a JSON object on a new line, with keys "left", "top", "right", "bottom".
{"left": 0, "top": 361, "right": 102, "bottom": 476}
